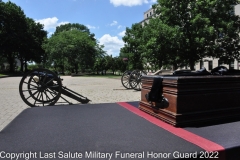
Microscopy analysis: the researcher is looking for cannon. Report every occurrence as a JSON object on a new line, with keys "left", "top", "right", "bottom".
{"left": 19, "top": 69, "right": 90, "bottom": 107}
{"left": 121, "top": 70, "right": 147, "bottom": 91}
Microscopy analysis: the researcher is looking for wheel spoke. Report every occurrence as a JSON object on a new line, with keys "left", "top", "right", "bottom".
{"left": 19, "top": 69, "right": 62, "bottom": 107}
{"left": 39, "top": 92, "right": 42, "bottom": 100}
{"left": 34, "top": 92, "right": 40, "bottom": 106}
{"left": 48, "top": 85, "right": 60, "bottom": 88}
{"left": 44, "top": 90, "right": 51, "bottom": 101}
{"left": 23, "top": 81, "right": 38, "bottom": 88}
{"left": 41, "top": 92, "right": 44, "bottom": 106}
{"left": 26, "top": 90, "right": 38, "bottom": 100}
{"left": 46, "top": 88, "right": 54, "bottom": 93}
{"left": 51, "top": 89, "right": 58, "bottom": 95}
{"left": 45, "top": 78, "right": 54, "bottom": 85}
{"left": 123, "top": 81, "right": 129, "bottom": 85}
{"left": 46, "top": 88, "right": 58, "bottom": 100}
{"left": 22, "top": 88, "right": 38, "bottom": 92}
{"left": 46, "top": 88, "right": 55, "bottom": 96}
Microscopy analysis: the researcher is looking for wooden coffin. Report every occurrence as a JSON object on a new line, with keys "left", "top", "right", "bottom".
{"left": 139, "top": 75, "right": 240, "bottom": 127}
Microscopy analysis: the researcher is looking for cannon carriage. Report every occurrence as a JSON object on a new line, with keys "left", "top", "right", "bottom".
{"left": 19, "top": 69, "right": 90, "bottom": 107}
{"left": 121, "top": 70, "right": 147, "bottom": 91}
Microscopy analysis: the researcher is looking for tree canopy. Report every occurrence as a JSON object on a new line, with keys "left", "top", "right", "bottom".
{"left": 0, "top": 1, "right": 47, "bottom": 72}
{"left": 120, "top": 0, "right": 240, "bottom": 70}
{"left": 121, "top": 23, "right": 144, "bottom": 70}
{"left": 0, "top": 1, "right": 126, "bottom": 74}
{"left": 53, "top": 23, "right": 95, "bottom": 40}
{"left": 0, "top": 1, "right": 27, "bottom": 72}
{"left": 153, "top": 0, "right": 240, "bottom": 69}
{"left": 44, "top": 24, "right": 98, "bottom": 73}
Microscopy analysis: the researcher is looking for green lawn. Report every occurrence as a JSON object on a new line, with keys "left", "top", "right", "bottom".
{"left": 0, "top": 72, "right": 23, "bottom": 77}
{"left": 0, "top": 73, "right": 7, "bottom": 76}
{"left": 74, "top": 74, "right": 121, "bottom": 79}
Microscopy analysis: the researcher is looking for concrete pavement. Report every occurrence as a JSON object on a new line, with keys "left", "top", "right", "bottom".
{"left": 0, "top": 76, "right": 141, "bottom": 131}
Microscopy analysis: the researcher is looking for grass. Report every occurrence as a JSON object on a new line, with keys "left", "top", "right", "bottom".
{"left": 73, "top": 73, "right": 122, "bottom": 79}
{"left": 0, "top": 73, "right": 6, "bottom": 76}
{"left": 0, "top": 71, "right": 24, "bottom": 77}
{"left": 0, "top": 71, "right": 122, "bottom": 79}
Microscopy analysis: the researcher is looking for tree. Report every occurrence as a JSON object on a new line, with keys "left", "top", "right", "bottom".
{"left": 142, "top": 18, "right": 183, "bottom": 70}
{"left": 44, "top": 23, "right": 101, "bottom": 74}
{"left": 115, "top": 56, "right": 128, "bottom": 74}
{"left": 209, "top": 1, "right": 240, "bottom": 64}
{"left": 95, "top": 43, "right": 107, "bottom": 59}
{"left": 0, "top": 1, "right": 28, "bottom": 72}
{"left": 94, "top": 57, "right": 105, "bottom": 75}
{"left": 110, "top": 56, "right": 119, "bottom": 74}
{"left": 43, "top": 34, "right": 66, "bottom": 73}
{"left": 44, "top": 29, "right": 97, "bottom": 74}
{"left": 153, "top": 0, "right": 240, "bottom": 70}
{"left": 0, "top": 1, "right": 47, "bottom": 72}
{"left": 53, "top": 23, "right": 95, "bottom": 40}
{"left": 121, "top": 23, "right": 145, "bottom": 70}
{"left": 18, "top": 18, "right": 47, "bottom": 71}
{"left": 103, "top": 55, "right": 117, "bottom": 75}
{"left": 92, "top": 44, "right": 108, "bottom": 74}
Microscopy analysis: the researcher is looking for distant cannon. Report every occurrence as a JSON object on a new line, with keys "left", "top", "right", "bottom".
{"left": 121, "top": 70, "right": 147, "bottom": 91}
{"left": 19, "top": 69, "right": 90, "bottom": 107}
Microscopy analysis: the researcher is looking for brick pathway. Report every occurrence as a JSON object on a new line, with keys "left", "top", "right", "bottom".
{"left": 0, "top": 76, "right": 141, "bottom": 131}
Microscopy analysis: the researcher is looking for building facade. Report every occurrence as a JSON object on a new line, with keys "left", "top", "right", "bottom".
{"left": 140, "top": 8, "right": 154, "bottom": 26}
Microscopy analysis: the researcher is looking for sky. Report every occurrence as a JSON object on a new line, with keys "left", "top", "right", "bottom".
{"left": 2, "top": 0, "right": 157, "bottom": 57}
{"left": 2, "top": 0, "right": 240, "bottom": 57}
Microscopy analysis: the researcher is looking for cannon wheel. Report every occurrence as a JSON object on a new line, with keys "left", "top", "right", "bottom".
{"left": 129, "top": 70, "right": 147, "bottom": 91}
{"left": 19, "top": 69, "right": 62, "bottom": 107}
{"left": 121, "top": 70, "right": 132, "bottom": 89}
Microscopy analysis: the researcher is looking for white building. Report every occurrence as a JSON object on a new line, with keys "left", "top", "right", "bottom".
{"left": 140, "top": 8, "right": 155, "bottom": 26}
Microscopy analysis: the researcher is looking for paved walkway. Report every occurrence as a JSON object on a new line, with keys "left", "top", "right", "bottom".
{"left": 0, "top": 76, "right": 141, "bottom": 131}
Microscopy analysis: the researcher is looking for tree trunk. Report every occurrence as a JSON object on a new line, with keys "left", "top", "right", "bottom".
{"left": 7, "top": 54, "right": 15, "bottom": 73}
{"left": 75, "top": 64, "right": 78, "bottom": 74}
{"left": 189, "top": 59, "right": 195, "bottom": 71}
{"left": 172, "top": 64, "right": 178, "bottom": 71}
{"left": 24, "top": 62, "right": 28, "bottom": 72}
{"left": 96, "top": 68, "right": 99, "bottom": 75}
{"left": 188, "top": 49, "right": 196, "bottom": 70}
{"left": 158, "top": 60, "right": 162, "bottom": 70}
{"left": 61, "top": 65, "right": 64, "bottom": 74}
{"left": 20, "top": 57, "right": 24, "bottom": 72}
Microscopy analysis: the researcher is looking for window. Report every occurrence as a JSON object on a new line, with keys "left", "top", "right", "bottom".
{"left": 147, "top": 14, "right": 148, "bottom": 17}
